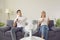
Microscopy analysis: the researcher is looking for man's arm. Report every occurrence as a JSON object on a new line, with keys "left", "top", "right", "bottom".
{"left": 13, "top": 22, "right": 17, "bottom": 27}
{"left": 13, "top": 19, "right": 18, "bottom": 27}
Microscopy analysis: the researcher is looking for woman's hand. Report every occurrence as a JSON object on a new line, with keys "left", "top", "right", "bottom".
{"left": 41, "top": 18, "right": 44, "bottom": 22}
{"left": 38, "top": 18, "right": 44, "bottom": 26}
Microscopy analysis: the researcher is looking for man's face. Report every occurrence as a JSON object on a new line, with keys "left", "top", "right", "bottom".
{"left": 17, "top": 11, "right": 22, "bottom": 16}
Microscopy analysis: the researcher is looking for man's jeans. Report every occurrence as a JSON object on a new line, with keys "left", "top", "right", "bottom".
{"left": 11, "top": 27, "right": 23, "bottom": 40}
{"left": 39, "top": 25, "right": 49, "bottom": 40}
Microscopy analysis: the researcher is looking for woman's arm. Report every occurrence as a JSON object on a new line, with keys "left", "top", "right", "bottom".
{"left": 47, "top": 18, "right": 50, "bottom": 25}
{"left": 37, "top": 21, "right": 41, "bottom": 27}
{"left": 37, "top": 19, "right": 44, "bottom": 27}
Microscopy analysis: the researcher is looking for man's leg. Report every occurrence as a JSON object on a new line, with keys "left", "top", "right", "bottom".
{"left": 11, "top": 27, "right": 17, "bottom": 40}
{"left": 11, "top": 27, "right": 23, "bottom": 40}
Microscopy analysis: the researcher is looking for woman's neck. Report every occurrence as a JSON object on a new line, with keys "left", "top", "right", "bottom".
{"left": 17, "top": 15, "right": 22, "bottom": 17}
{"left": 41, "top": 16, "right": 46, "bottom": 18}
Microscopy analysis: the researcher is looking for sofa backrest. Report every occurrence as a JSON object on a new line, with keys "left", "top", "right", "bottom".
{"left": 48, "top": 20, "right": 54, "bottom": 30}
{"left": 6, "top": 20, "right": 14, "bottom": 27}
{"left": 6, "top": 20, "right": 54, "bottom": 29}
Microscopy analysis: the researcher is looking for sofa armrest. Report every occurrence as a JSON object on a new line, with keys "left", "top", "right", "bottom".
{"left": 0, "top": 31, "right": 4, "bottom": 40}
{"left": 0, "top": 26, "right": 11, "bottom": 32}
{"left": 51, "top": 27, "right": 60, "bottom": 32}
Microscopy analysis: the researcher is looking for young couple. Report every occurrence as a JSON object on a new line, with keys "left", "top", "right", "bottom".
{"left": 11, "top": 9, "right": 49, "bottom": 40}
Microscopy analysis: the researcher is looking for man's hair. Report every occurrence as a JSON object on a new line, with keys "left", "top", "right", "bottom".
{"left": 16, "top": 9, "right": 21, "bottom": 13}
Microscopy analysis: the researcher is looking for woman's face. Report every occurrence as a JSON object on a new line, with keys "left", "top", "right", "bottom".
{"left": 41, "top": 11, "right": 46, "bottom": 18}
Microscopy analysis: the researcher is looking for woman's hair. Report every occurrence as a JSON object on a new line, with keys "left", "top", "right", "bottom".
{"left": 16, "top": 9, "right": 21, "bottom": 13}
{"left": 41, "top": 11, "right": 46, "bottom": 18}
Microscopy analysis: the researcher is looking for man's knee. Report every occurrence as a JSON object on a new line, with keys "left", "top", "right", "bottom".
{"left": 11, "top": 27, "right": 17, "bottom": 32}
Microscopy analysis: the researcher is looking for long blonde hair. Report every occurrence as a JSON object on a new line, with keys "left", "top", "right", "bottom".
{"left": 41, "top": 11, "right": 46, "bottom": 18}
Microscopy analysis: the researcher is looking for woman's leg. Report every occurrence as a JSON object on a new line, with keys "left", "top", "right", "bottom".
{"left": 44, "top": 26, "right": 49, "bottom": 40}
{"left": 40, "top": 25, "right": 49, "bottom": 40}
{"left": 40, "top": 26, "right": 45, "bottom": 39}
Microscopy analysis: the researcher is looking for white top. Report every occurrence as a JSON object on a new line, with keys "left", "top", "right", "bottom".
{"left": 39, "top": 17, "right": 48, "bottom": 26}
{"left": 14, "top": 15, "right": 27, "bottom": 27}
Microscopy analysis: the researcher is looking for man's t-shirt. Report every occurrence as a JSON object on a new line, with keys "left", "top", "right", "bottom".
{"left": 14, "top": 16, "right": 27, "bottom": 27}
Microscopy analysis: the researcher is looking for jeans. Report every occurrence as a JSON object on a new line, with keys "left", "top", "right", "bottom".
{"left": 11, "top": 27, "right": 23, "bottom": 40}
{"left": 39, "top": 25, "right": 49, "bottom": 40}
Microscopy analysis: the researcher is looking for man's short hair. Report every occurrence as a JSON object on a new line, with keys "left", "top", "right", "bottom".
{"left": 16, "top": 9, "right": 21, "bottom": 13}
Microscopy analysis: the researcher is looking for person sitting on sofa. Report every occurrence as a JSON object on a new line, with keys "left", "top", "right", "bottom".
{"left": 38, "top": 11, "right": 50, "bottom": 40}
{"left": 11, "top": 9, "right": 27, "bottom": 40}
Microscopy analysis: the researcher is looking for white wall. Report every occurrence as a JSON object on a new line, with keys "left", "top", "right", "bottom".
{"left": 1, "top": 0, "right": 60, "bottom": 22}
{"left": 0, "top": 0, "right": 6, "bottom": 22}
{"left": 5, "top": 0, "right": 60, "bottom": 20}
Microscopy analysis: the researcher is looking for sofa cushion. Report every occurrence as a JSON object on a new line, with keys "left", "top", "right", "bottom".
{"left": 52, "top": 27, "right": 60, "bottom": 31}
{"left": 5, "top": 31, "right": 11, "bottom": 37}
{"left": 0, "top": 26, "right": 11, "bottom": 32}
{"left": 48, "top": 31, "right": 56, "bottom": 37}
{"left": 48, "top": 31, "right": 60, "bottom": 40}
{"left": 0, "top": 31, "right": 4, "bottom": 40}
{"left": 4, "top": 31, "right": 12, "bottom": 40}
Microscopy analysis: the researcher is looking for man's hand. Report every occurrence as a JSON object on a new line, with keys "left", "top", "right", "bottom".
{"left": 15, "top": 18, "right": 18, "bottom": 23}
{"left": 13, "top": 18, "right": 18, "bottom": 27}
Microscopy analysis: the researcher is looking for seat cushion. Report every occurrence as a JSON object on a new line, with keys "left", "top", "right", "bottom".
{"left": 48, "top": 31, "right": 56, "bottom": 37}
{"left": 0, "top": 31, "right": 4, "bottom": 40}
{"left": 4, "top": 31, "right": 12, "bottom": 40}
{"left": 48, "top": 31, "right": 60, "bottom": 40}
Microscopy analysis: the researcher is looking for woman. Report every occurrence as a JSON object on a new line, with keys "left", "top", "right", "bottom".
{"left": 38, "top": 11, "right": 49, "bottom": 40}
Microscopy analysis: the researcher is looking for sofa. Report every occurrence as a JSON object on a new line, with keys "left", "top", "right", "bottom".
{"left": 0, "top": 20, "right": 60, "bottom": 40}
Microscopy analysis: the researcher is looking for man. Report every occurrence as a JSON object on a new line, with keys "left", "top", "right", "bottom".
{"left": 11, "top": 9, "right": 27, "bottom": 40}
